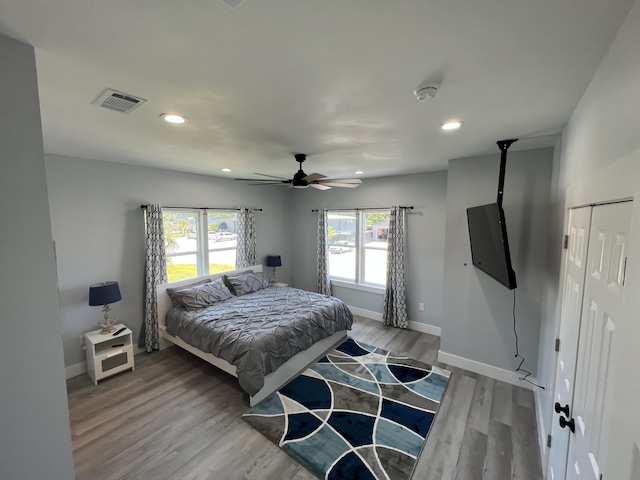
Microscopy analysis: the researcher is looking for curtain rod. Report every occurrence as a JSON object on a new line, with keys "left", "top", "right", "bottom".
{"left": 140, "top": 205, "right": 263, "bottom": 212}
{"left": 311, "top": 206, "right": 413, "bottom": 212}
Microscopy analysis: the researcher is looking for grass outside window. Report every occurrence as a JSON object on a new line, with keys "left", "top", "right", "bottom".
{"left": 166, "top": 263, "right": 235, "bottom": 283}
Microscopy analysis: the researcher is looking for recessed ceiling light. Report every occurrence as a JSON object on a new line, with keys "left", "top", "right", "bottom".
{"left": 221, "top": 168, "right": 231, "bottom": 172}
{"left": 161, "top": 113, "right": 188, "bottom": 124}
{"left": 354, "top": 170, "right": 364, "bottom": 175}
{"left": 441, "top": 120, "right": 463, "bottom": 131}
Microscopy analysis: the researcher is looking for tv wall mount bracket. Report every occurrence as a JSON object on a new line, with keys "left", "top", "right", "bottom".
{"left": 496, "top": 139, "right": 518, "bottom": 207}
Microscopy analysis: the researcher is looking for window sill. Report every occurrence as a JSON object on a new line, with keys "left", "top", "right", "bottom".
{"left": 330, "top": 279, "right": 385, "bottom": 295}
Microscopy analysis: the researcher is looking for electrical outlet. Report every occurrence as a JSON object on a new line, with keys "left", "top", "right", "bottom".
{"left": 419, "top": 303, "right": 425, "bottom": 311}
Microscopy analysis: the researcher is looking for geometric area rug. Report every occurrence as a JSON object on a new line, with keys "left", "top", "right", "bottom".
{"left": 242, "top": 338, "right": 450, "bottom": 480}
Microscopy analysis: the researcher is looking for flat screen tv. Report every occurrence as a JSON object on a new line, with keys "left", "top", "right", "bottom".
{"left": 467, "top": 202, "right": 517, "bottom": 290}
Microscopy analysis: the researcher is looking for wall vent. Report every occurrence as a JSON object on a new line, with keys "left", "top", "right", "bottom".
{"left": 93, "top": 88, "right": 147, "bottom": 114}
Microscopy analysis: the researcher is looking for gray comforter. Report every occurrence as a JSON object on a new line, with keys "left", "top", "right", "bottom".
{"left": 165, "top": 285, "right": 353, "bottom": 395}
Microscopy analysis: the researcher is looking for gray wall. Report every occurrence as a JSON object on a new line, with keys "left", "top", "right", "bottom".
{"left": 559, "top": 0, "right": 640, "bottom": 192}
{"left": 5, "top": 1, "right": 640, "bottom": 473}
{"left": 45, "top": 154, "right": 291, "bottom": 369}
{"left": 47, "top": 158, "right": 447, "bottom": 370}
{"left": 536, "top": 1, "right": 640, "bottom": 472}
{"left": 534, "top": 136, "right": 565, "bottom": 471}
{"left": 0, "top": 36, "right": 75, "bottom": 479}
{"left": 288, "top": 171, "right": 448, "bottom": 328}
{"left": 441, "top": 148, "right": 553, "bottom": 374}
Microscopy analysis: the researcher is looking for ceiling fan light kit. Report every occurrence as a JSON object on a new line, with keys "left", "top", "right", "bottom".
{"left": 235, "top": 154, "right": 362, "bottom": 191}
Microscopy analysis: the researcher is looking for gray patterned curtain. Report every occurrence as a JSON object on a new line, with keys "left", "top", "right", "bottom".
{"left": 141, "top": 204, "right": 167, "bottom": 351}
{"left": 383, "top": 206, "right": 408, "bottom": 328}
{"left": 236, "top": 208, "right": 256, "bottom": 268}
{"left": 317, "top": 209, "right": 331, "bottom": 295}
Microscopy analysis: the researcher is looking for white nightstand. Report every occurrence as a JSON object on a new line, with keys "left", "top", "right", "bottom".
{"left": 270, "top": 282, "right": 288, "bottom": 287}
{"left": 84, "top": 324, "right": 135, "bottom": 385}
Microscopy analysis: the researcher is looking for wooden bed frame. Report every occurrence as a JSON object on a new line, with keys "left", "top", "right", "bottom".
{"left": 156, "top": 265, "right": 348, "bottom": 406}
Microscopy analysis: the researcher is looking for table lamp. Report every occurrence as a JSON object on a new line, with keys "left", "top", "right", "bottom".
{"left": 266, "top": 255, "right": 282, "bottom": 284}
{"left": 89, "top": 281, "right": 122, "bottom": 334}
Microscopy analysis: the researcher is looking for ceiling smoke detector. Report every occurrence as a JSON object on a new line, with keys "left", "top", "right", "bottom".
{"left": 414, "top": 85, "right": 438, "bottom": 101}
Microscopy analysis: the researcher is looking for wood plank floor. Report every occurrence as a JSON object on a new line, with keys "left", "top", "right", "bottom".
{"left": 67, "top": 316, "right": 543, "bottom": 480}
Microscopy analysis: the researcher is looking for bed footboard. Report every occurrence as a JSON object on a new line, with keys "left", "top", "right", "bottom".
{"left": 249, "top": 330, "right": 347, "bottom": 406}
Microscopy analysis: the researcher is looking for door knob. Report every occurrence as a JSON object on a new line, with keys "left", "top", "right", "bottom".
{"left": 559, "top": 416, "right": 575, "bottom": 433}
{"left": 554, "top": 402, "right": 570, "bottom": 416}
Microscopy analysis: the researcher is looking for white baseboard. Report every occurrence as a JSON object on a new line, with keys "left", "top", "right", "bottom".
{"left": 65, "top": 361, "right": 87, "bottom": 380}
{"left": 438, "top": 350, "right": 537, "bottom": 391}
{"left": 534, "top": 387, "right": 549, "bottom": 475}
{"left": 408, "top": 320, "right": 441, "bottom": 337}
{"left": 348, "top": 306, "right": 383, "bottom": 322}
{"left": 348, "top": 306, "right": 441, "bottom": 337}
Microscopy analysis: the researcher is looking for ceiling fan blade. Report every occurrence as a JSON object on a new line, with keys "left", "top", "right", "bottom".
{"left": 316, "top": 178, "right": 363, "bottom": 184}
{"left": 303, "top": 172, "right": 326, "bottom": 182}
{"left": 235, "top": 178, "right": 290, "bottom": 183}
{"left": 239, "top": 153, "right": 360, "bottom": 191}
{"left": 309, "top": 183, "right": 332, "bottom": 191}
{"left": 317, "top": 182, "right": 360, "bottom": 188}
{"left": 248, "top": 182, "right": 289, "bottom": 186}
{"left": 254, "top": 172, "right": 290, "bottom": 180}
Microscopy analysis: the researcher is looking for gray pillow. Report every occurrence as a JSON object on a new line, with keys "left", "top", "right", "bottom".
{"left": 166, "top": 278, "right": 211, "bottom": 301}
{"left": 168, "top": 278, "right": 232, "bottom": 310}
{"left": 225, "top": 272, "right": 270, "bottom": 296}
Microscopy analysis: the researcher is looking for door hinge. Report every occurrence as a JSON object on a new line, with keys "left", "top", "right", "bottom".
{"left": 563, "top": 234, "right": 569, "bottom": 249}
{"left": 547, "top": 434, "right": 552, "bottom": 448}
{"left": 555, "top": 338, "right": 560, "bottom": 352}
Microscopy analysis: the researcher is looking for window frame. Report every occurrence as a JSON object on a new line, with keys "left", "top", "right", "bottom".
{"left": 327, "top": 209, "right": 389, "bottom": 289}
{"left": 162, "top": 208, "right": 237, "bottom": 283}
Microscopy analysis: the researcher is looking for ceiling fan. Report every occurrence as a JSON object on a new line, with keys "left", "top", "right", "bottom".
{"left": 235, "top": 154, "right": 363, "bottom": 190}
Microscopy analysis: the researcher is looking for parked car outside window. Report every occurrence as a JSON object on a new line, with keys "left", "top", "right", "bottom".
{"left": 212, "top": 232, "right": 237, "bottom": 242}
{"left": 329, "top": 240, "right": 352, "bottom": 254}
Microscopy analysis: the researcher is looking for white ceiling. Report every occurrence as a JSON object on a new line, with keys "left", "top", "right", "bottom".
{"left": 0, "top": 0, "right": 634, "bottom": 181}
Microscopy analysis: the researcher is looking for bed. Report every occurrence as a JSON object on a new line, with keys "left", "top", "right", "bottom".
{"left": 156, "top": 265, "right": 353, "bottom": 406}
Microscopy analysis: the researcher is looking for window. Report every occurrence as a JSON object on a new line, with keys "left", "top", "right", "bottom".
{"left": 327, "top": 210, "right": 390, "bottom": 287}
{"left": 162, "top": 209, "right": 237, "bottom": 282}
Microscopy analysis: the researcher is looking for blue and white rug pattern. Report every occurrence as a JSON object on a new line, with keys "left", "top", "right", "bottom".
{"left": 242, "top": 338, "right": 450, "bottom": 480}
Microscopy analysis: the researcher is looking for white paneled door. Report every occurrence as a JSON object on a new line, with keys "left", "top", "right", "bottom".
{"left": 566, "top": 201, "right": 632, "bottom": 479}
{"left": 548, "top": 206, "right": 592, "bottom": 480}
{"left": 549, "top": 201, "right": 632, "bottom": 480}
